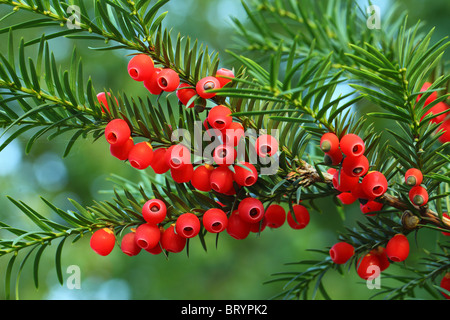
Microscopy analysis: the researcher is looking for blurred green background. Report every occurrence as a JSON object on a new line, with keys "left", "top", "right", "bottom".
{"left": 0, "top": 0, "right": 448, "bottom": 300}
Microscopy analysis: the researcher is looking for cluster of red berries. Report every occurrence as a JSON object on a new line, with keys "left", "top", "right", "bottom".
{"left": 90, "top": 196, "right": 311, "bottom": 257}
{"left": 417, "top": 82, "right": 450, "bottom": 144}
{"left": 404, "top": 168, "right": 429, "bottom": 207}
{"left": 329, "top": 233, "right": 410, "bottom": 280}
{"left": 320, "top": 132, "right": 388, "bottom": 216}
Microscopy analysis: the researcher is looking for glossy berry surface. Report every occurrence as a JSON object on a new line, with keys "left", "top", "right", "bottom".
{"left": 202, "top": 208, "right": 228, "bottom": 233}
{"left": 128, "top": 142, "right": 154, "bottom": 170}
{"left": 221, "top": 122, "right": 245, "bottom": 147}
{"left": 361, "top": 171, "right": 388, "bottom": 198}
{"left": 215, "top": 68, "right": 234, "bottom": 88}
{"left": 191, "top": 165, "right": 213, "bottom": 192}
{"left": 213, "top": 144, "right": 237, "bottom": 166}
{"left": 110, "top": 137, "right": 134, "bottom": 161}
{"left": 161, "top": 225, "right": 186, "bottom": 253}
{"left": 142, "top": 199, "right": 167, "bottom": 225}
{"left": 342, "top": 155, "right": 369, "bottom": 177}
{"left": 255, "top": 134, "right": 278, "bottom": 157}
{"left": 233, "top": 162, "right": 258, "bottom": 187}
{"left": 332, "top": 170, "right": 359, "bottom": 193}
{"left": 120, "top": 231, "right": 141, "bottom": 257}
{"left": 207, "top": 105, "right": 232, "bottom": 131}
{"left": 165, "top": 144, "right": 191, "bottom": 169}
{"left": 90, "top": 228, "right": 116, "bottom": 256}
{"left": 175, "top": 213, "right": 201, "bottom": 238}
{"left": 127, "top": 54, "right": 154, "bottom": 81}
{"left": 156, "top": 68, "right": 180, "bottom": 92}
{"left": 357, "top": 253, "right": 381, "bottom": 280}
{"left": 329, "top": 242, "right": 354, "bottom": 264}
{"left": 385, "top": 234, "right": 409, "bottom": 262}
{"left": 176, "top": 83, "right": 197, "bottom": 108}
{"left": 196, "top": 76, "right": 221, "bottom": 99}
{"left": 238, "top": 197, "right": 265, "bottom": 224}
{"left": 226, "top": 211, "right": 251, "bottom": 240}
{"left": 210, "top": 166, "right": 234, "bottom": 194}
{"left": 340, "top": 133, "right": 365, "bottom": 157}
{"left": 104, "top": 119, "right": 131, "bottom": 146}
{"left": 337, "top": 192, "right": 357, "bottom": 205}
{"left": 264, "top": 204, "right": 286, "bottom": 228}
{"left": 405, "top": 168, "right": 423, "bottom": 186}
{"left": 320, "top": 132, "right": 340, "bottom": 153}
{"left": 170, "top": 163, "right": 194, "bottom": 183}
{"left": 287, "top": 204, "right": 310, "bottom": 230}
{"left": 135, "top": 223, "right": 161, "bottom": 250}
{"left": 143, "top": 68, "right": 163, "bottom": 95}
{"left": 150, "top": 148, "right": 171, "bottom": 174}
{"left": 408, "top": 185, "right": 429, "bottom": 206}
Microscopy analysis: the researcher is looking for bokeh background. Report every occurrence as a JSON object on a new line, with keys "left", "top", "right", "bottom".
{"left": 0, "top": 0, "right": 449, "bottom": 300}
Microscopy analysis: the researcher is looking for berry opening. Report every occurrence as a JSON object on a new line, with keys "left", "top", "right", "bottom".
{"left": 245, "top": 176, "right": 256, "bottom": 185}
{"left": 183, "top": 227, "right": 194, "bottom": 237}
{"left": 137, "top": 239, "right": 148, "bottom": 248}
{"left": 249, "top": 208, "right": 259, "bottom": 217}
{"left": 211, "top": 222, "right": 223, "bottom": 232}
{"left": 107, "top": 132, "right": 117, "bottom": 144}
{"left": 406, "top": 176, "right": 416, "bottom": 186}
{"left": 203, "top": 81, "right": 216, "bottom": 90}
{"left": 129, "top": 68, "right": 139, "bottom": 79}
{"left": 353, "top": 145, "right": 363, "bottom": 154}
{"left": 353, "top": 167, "right": 363, "bottom": 175}
{"left": 130, "top": 160, "right": 141, "bottom": 169}
{"left": 329, "top": 249, "right": 336, "bottom": 260}
{"left": 260, "top": 145, "right": 271, "bottom": 155}
{"left": 413, "top": 195, "right": 424, "bottom": 206}
{"left": 150, "top": 205, "right": 160, "bottom": 212}
{"left": 372, "top": 185, "right": 384, "bottom": 196}
{"left": 159, "top": 77, "right": 168, "bottom": 88}
{"left": 320, "top": 140, "right": 331, "bottom": 152}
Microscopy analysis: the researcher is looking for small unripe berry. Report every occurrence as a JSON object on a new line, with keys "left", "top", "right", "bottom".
{"left": 215, "top": 68, "right": 234, "bottom": 88}
{"left": 150, "top": 148, "right": 170, "bottom": 174}
{"left": 329, "top": 242, "right": 355, "bottom": 264}
{"left": 320, "top": 132, "right": 339, "bottom": 153}
{"left": 202, "top": 208, "right": 228, "bottom": 233}
{"left": 110, "top": 137, "right": 134, "bottom": 161}
{"left": 361, "top": 171, "right": 388, "bottom": 198}
{"left": 233, "top": 162, "right": 258, "bottom": 187}
{"left": 135, "top": 223, "right": 161, "bottom": 250}
{"left": 128, "top": 54, "right": 154, "bottom": 81}
{"left": 142, "top": 199, "right": 167, "bottom": 224}
{"left": 128, "top": 142, "right": 154, "bottom": 170}
{"left": 408, "top": 185, "right": 429, "bottom": 206}
{"left": 120, "top": 231, "right": 141, "bottom": 257}
{"left": 210, "top": 166, "right": 234, "bottom": 194}
{"left": 342, "top": 155, "right": 369, "bottom": 177}
{"left": 105, "top": 119, "right": 131, "bottom": 146}
{"left": 440, "top": 272, "right": 450, "bottom": 299}
{"left": 143, "top": 67, "right": 163, "bottom": 95}
{"left": 176, "top": 83, "right": 197, "bottom": 108}
{"left": 340, "top": 133, "right": 365, "bottom": 157}
{"left": 385, "top": 234, "right": 409, "bottom": 262}
{"left": 191, "top": 164, "right": 213, "bottom": 192}
{"left": 213, "top": 144, "right": 237, "bottom": 166}
{"left": 238, "top": 197, "right": 265, "bottom": 224}
{"left": 196, "top": 76, "right": 221, "bottom": 99}
{"left": 176, "top": 213, "right": 201, "bottom": 238}
{"left": 226, "top": 211, "right": 251, "bottom": 240}
{"left": 156, "top": 68, "right": 180, "bottom": 92}
{"left": 90, "top": 228, "right": 115, "bottom": 256}
{"left": 405, "top": 168, "right": 423, "bottom": 186}
{"left": 161, "top": 225, "right": 186, "bottom": 253}
{"left": 255, "top": 134, "right": 278, "bottom": 157}
{"left": 357, "top": 253, "right": 381, "bottom": 280}
{"left": 287, "top": 204, "right": 310, "bottom": 230}
{"left": 264, "top": 204, "right": 286, "bottom": 228}
{"left": 207, "top": 105, "right": 232, "bottom": 131}
{"left": 170, "top": 163, "right": 194, "bottom": 183}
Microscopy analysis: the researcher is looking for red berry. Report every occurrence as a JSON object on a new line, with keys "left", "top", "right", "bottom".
{"left": 90, "top": 228, "right": 116, "bottom": 256}
{"left": 213, "top": 144, "right": 237, "bottom": 166}
{"left": 357, "top": 253, "right": 381, "bottom": 280}
{"left": 238, "top": 197, "right": 265, "bottom": 224}
{"left": 128, "top": 54, "right": 154, "bottom": 81}
{"left": 370, "top": 246, "right": 390, "bottom": 271}
{"left": 332, "top": 170, "right": 359, "bottom": 192}
{"left": 342, "top": 155, "right": 369, "bottom": 177}
{"left": 329, "top": 242, "right": 355, "bottom": 264}
{"left": 361, "top": 171, "right": 388, "bottom": 198}
{"left": 156, "top": 68, "right": 180, "bottom": 92}
{"left": 255, "top": 134, "right": 278, "bottom": 157}
{"left": 215, "top": 68, "right": 234, "bottom": 88}
{"left": 264, "top": 204, "right": 286, "bottom": 228}
{"left": 421, "top": 101, "right": 449, "bottom": 124}
{"left": 110, "top": 137, "right": 134, "bottom": 161}
{"left": 104, "top": 119, "right": 131, "bottom": 146}
{"left": 442, "top": 213, "right": 450, "bottom": 236}
{"left": 196, "top": 76, "right": 221, "bottom": 99}
{"left": 161, "top": 225, "right": 186, "bottom": 253}
{"left": 324, "top": 148, "right": 343, "bottom": 166}
{"left": 165, "top": 144, "right": 191, "bottom": 169}
{"left": 150, "top": 148, "right": 170, "bottom": 174}
{"left": 226, "top": 211, "right": 251, "bottom": 240}
{"left": 97, "top": 92, "right": 118, "bottom": 113}
{"left": 337, "top": 192, "right": 357, "bottom": 205}
{"left": 221, "top": 122, "right": 245, "bottom": 147}
{"left": 440, "top": 272, "right": 450, "bottom": 299}
{"left": 176, "top": 213, "right": 201, "bottom": 238}
{"left": 408, "top": 185, "right": 428, "bottom": 206}
{"left": 320, "top": 132, "right": 340, "bottom": 153}
{"left": 128, "top": 141, "right": 154, "bottom": 170}
{"left": 210, "top": 166, "right": 234, "bottom": 194}
{"left": 176, "top": 83, "right": 197, "bottom": 108}
{"left": 135, "top": 223, "right": 161, "bottom": 250}
{"left": 287, "top": 204, "right": 310, "bottom": 230}
{"left": 120, "top": 231, "right": 141, "bottom": 257}
{"left": 207, "top": 105, "right": 232, "bottom": 131}
{"left": 405, "top": 168, "right": 423, "bottom": 186}
{"left": 360, "top": 200, "right": 383, "bottom": 216}
{"left": 170, "top": 163, "right": 194, "bottom": 183}
{"left": 437, "top": 119, "right": 450, "bottom": 144}
{"left": 350, "top": 182, "right": 374, "bottom": 201}
{"left": 233, "top": 162, "right": 258, "bottom": 187}
{"left": 142, "top": 199, "right": 167, "bottom": 224}
{"left": 202, "top": 208, "right": 228, "bottom": 233}
{"left": 191, "top": 164, "right": 214, "bottom": 192}
{"left": 385, "top": 234, "right": 409, "bottom": 262}
{"left": 340, "top": 133, "right": 365, "bottom": 157}
{"left": 416, "top": 82, "right": 437, "bottom": 106}
{"left": 143, "top": 67, "right": 163, "bottom": 95}
{"left": 249, "top": 218, "right": 267, "bottom": 233}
